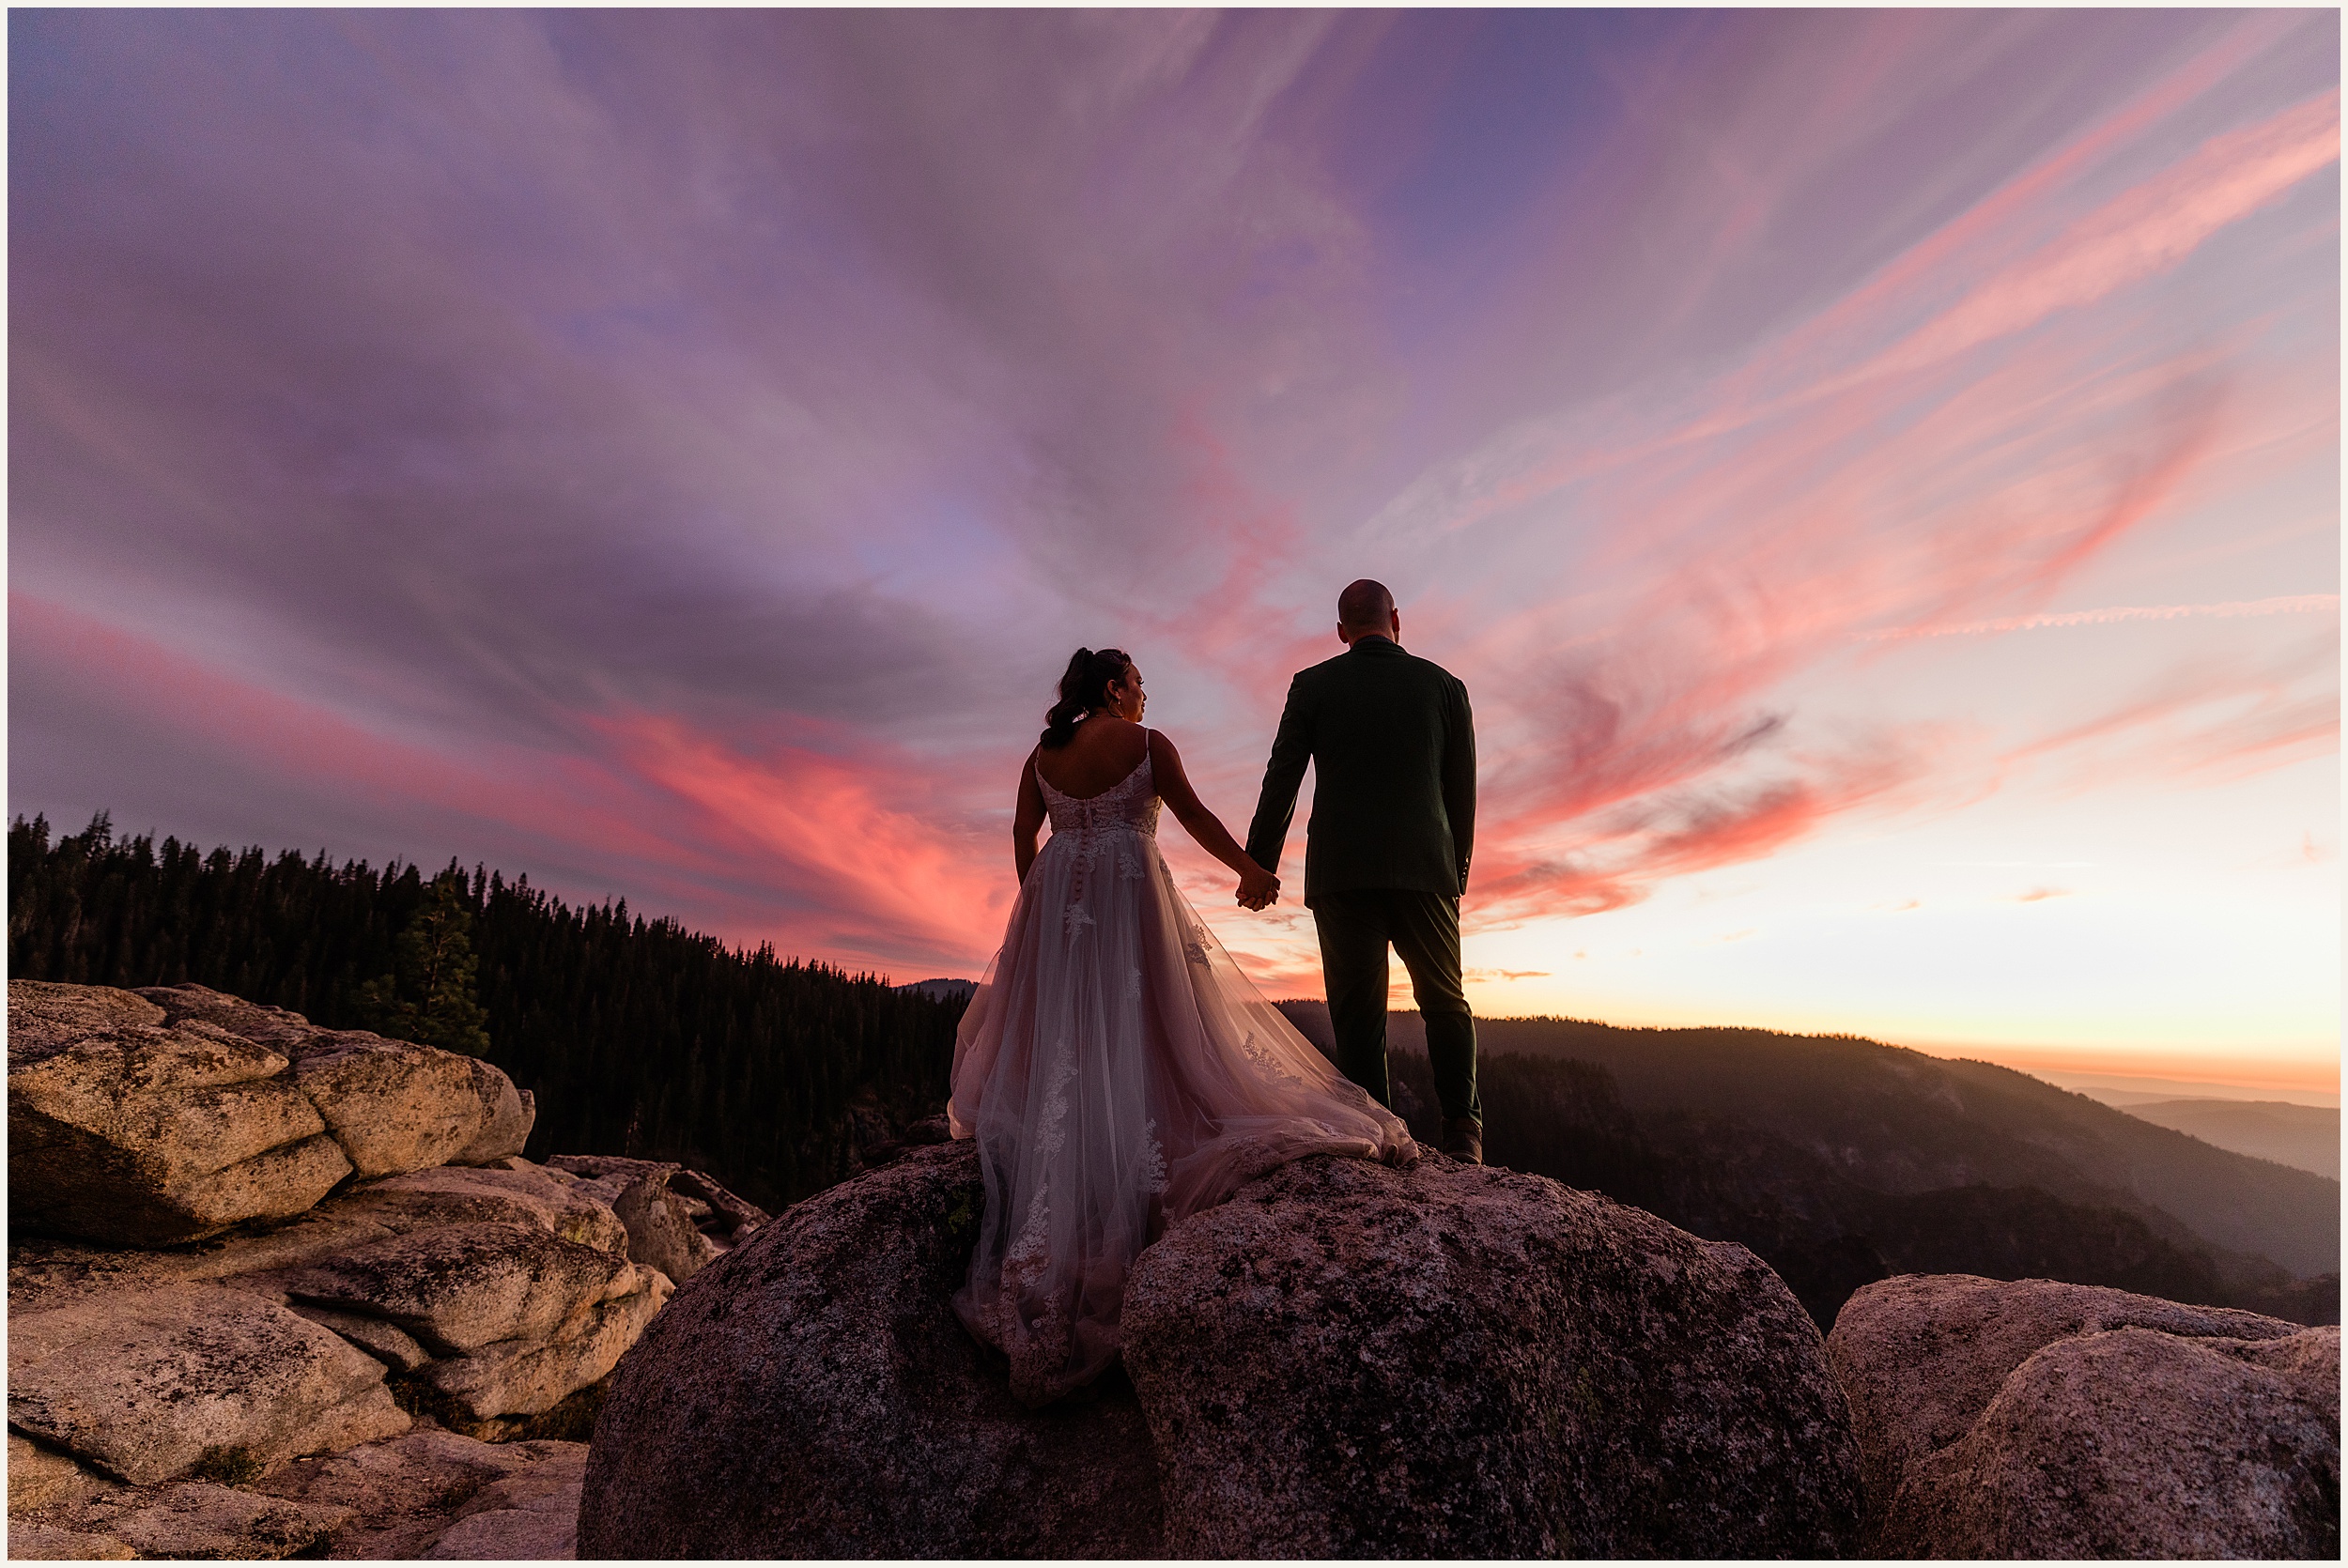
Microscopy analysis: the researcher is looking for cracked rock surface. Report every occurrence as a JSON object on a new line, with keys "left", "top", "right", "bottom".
{"left": 8, "top": 982, "right": 541, "bottom": 1248}
{"left": 8, "top": 1284, "right": 410, "bottom": 1486}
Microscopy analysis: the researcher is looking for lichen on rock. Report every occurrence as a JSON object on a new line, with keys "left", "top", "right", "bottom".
{"left": 8, "top": 1002, "right": 354, "bottom": 1245}
{"left": 7, "top": 1284, "right": 410, "bottom": 1486}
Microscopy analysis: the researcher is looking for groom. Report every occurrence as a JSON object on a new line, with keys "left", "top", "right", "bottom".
{"left": 1243, "top": 579, "right": 1483, "bottom": 1163}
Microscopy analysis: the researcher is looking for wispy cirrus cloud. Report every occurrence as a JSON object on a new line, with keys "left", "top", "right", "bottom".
{"left": 1858, "top": 593, "right": 2337, "bottom": 640}
{"left": 1352, "top": 23, "right": 2337, "bottom": 923}
{"left": 1999, "top": 631, "right": 2340, "bottom": 793}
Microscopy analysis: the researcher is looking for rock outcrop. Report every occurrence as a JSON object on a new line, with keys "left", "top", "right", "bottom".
{"left": 1122, "top": 1152, "right": 1861, "bottom": 1557}
{"left": 282, "top": 1030, "right": 513, "bottom": 1178}
{"left": 142, "top": 985, "right": 535, "bottom": 1181}
{"left": 279, "top": 1223, "right": 641, "bottom": 1355}
{"left": 255, "top": 1427, "right": 590, "bottom": 1560}
{"left": 8, "top": 982, "right": 537, "bottom": 1248}
{"left": 326, "top": 1161, "right": 631, "bottom": 1255}
{"left": 10, "top": 1423, "right": 590, "bottom": 1560}
{"left": 546, "top": 1156, "right": 735, "bottom": 1284}
{"left": 8, "top": 985, "right": 353, "bottom": 1246}
{"left": 577, "top": 1143, "right": 1162, "bottom": 1559}
{"left": 8, "top": 1477, "right": 354, "bottom": 1560}
{"left": 8, "top": 1284, "right": 410, "bottom": 1486}
{"left": 579, "top": 1141, "right": 1864, "bottom": 1559}
{"left": 1830, "top": 1274, "right": 2340, "bottom": 1557}
{"left": 5, "top": 979, "right": 736, "bottom": 1559}
{"left": 24, "top": 976, "right": 2329, "bottom": 1560}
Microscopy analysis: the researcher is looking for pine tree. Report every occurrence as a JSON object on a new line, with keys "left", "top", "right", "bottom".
{"left": 357, "top": 868, "right": 492, "bottom": 1055}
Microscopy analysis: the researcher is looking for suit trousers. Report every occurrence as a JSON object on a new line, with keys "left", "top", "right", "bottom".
{"left": 1312, "top": 887, "right": 1480, "bottom": 1127}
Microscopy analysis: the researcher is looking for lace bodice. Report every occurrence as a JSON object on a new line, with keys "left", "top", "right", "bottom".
{"left": 1035, "top": 746, "right": 1162, "bottom": 838}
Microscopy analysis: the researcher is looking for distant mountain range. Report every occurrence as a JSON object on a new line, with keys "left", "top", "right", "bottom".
{"left": 2037, "top": 1068, "right": 2337, "bottom": 1109}
{"left": 1273, "top": 1004, "right": 2339, "bottom": 1330}
{"left": 2113, "top": 1099, "right": 2338, "bottom": 1180}
{"left": 895, "top": 977, "right": 979, "bottom": 1004}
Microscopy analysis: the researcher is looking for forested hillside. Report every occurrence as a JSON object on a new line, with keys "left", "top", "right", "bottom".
{"left": 1274, "top": 1003, "right": 2340, "bottom": 1330}
{"left": 1446, "top": 1011, "right": 2339, "bottom": 1279}
{"left": 8, "top": 814, "right": 964, "bottom": 1208}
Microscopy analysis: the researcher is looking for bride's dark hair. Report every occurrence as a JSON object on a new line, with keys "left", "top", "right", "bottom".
{"left": 1041, "top": 647, "right": 1134, "bottom": 749}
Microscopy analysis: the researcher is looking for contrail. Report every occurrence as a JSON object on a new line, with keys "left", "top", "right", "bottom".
{"left": 1858, "top": 593, "right": 2338, "bottom": 641}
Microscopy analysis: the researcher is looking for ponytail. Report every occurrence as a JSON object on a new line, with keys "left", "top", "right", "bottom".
{"left": 1041, "top": 647, "right": 1134, "bottom": 749}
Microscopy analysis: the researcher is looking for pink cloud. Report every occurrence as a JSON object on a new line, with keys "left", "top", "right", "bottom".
{"left": 1363, "top": 35, "right": 2335, "bottom": 930}
{"left": 11, "top": 592, "right": 1014, "bottom": 971}
{"left": 1858, "top": 593, "right": 2338, "bottom": 641}
{"left": 1379, "top": 51, "right": 2333, "bottom": 556}
{"left": 1471, "top": 730, "right": 1943, "bottom": 920}
{"left": 1860, "top": 90, "right": 2340, "bottom": 387}
{"left": 6, "top": 592, "right": 658, "bottom": 855}
{"left": 593, "top": 710, "right": 1012, "bottom": 965}
{"left": 1999, "top": 636, "right": 2341, "bottom": 794}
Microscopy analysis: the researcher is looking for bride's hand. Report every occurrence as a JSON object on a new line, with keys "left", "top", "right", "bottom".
{"left": 1236, "top": 864, "right": 1279, "bottom": 910}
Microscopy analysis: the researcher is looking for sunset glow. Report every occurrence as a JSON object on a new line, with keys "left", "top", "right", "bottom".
{"left": 9, "top": 10, "right": 2338, "bottom": 1092}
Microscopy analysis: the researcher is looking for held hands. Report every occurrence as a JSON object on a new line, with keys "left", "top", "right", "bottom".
{"left": 1235, "top": 863, "right": 1280, "bottom": 912}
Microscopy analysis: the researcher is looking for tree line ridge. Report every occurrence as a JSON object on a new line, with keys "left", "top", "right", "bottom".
{"left": 8, "top": 813, "right": 960, "bottom": 1212}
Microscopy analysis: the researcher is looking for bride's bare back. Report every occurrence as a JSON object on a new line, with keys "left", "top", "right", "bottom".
{"left": 1033, "top": 714, "right": 1151, "bottom": 799}
{"left": 1012, "top": 659, "right": 1274, "bottom": 907}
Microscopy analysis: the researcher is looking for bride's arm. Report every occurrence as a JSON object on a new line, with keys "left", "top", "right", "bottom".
{"left": 1148, "top": 730, "right": 1280, "bottom": 907}
{"left": 1012, "top": 749, "right": 1046, "bottom": 883}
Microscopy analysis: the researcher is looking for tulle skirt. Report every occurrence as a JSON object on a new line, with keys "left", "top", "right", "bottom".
{"left": 950, "top": 822, "right": 1413, "bottom": 1406}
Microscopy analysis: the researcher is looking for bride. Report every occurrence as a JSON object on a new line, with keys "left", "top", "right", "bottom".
{"left": 950, "top": 646, "right": 1414, "bottom": 1405}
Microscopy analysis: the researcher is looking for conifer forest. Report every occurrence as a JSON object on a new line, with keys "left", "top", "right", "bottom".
{"left": 8, "top": 813, "right": 965, "bottom": 1209}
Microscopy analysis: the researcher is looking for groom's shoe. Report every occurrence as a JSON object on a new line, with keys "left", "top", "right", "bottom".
{"left": 1441, "top": 1116, "right": 1483, "bottom": 1165}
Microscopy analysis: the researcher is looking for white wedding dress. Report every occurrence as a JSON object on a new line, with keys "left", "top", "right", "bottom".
{"left": 950, "top": 741, "right": 1414, "bottom": 1405}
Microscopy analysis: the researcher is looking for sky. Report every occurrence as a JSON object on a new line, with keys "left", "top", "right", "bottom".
{"left": 9, "top": 9, "right": 2339, "bottom": 1092}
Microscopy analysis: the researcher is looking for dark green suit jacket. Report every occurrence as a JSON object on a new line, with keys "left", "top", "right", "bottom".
{"left": 1244, "top": 637, "right": 1475, "bottom": 906}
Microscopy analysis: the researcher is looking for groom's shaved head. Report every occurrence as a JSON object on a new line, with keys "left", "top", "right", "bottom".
{"left": 1337, "top": 578, "right": 1396, "bottom": 632}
